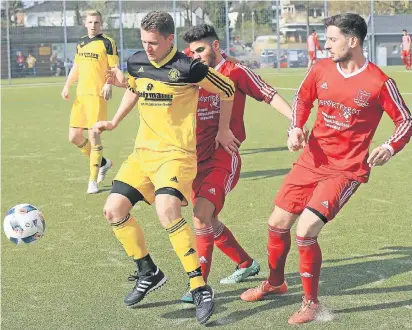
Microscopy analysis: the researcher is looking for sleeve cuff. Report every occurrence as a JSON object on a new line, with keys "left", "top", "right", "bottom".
{"left": 381, "top": 144, "right": 395, "bottom": 156}
{"left": 288, "top": 127, "right": 303, "bottom": 136}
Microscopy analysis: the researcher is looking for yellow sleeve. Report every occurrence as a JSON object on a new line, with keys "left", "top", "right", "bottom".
{"left": 107, "top": 38, "right": 119, "bottom": 68}
{"left": 127, "top": 75, "right": 137, "bottom": 93}
{"left": 195, "top": 67, "right": 235, "bottom": 101}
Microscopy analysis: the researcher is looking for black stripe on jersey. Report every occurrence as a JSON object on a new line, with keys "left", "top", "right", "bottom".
{"left": 208, "top": 70, "right": 235, "bottom": 95}
{"left": 206, "top": 71, "right": 234, "bottom": 98}
{"left": 77, "top": 34, "right": 118, "bottom": 55}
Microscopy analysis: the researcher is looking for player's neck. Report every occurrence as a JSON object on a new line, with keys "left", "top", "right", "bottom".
{"left": 88, "top": 33, "right": 101, "bottom": 38}
{"left": 338, "top": 53, "right": 367, "bottom": 75}
{"left": 212, "top": 54, "right": 224, "bottom": 68}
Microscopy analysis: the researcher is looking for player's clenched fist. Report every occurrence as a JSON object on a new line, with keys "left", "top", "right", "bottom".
{"left": 287, "top": 128, "right": 306, "bottom": 152}
{"left": 93, "top": 121, "right": 115, "bottom": 134}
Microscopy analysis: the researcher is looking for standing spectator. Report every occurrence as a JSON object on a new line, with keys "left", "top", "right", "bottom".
{"left": 64, "top": 58, "right": 73, "bottom": 74}
{"left": 26, "top": 54, "right": 37, "bottom": 77}
{"left": 15, "top": 51, "right": 25, "bottom": 78}
{"left": 50, "top": 52, "right": 58, "bottom": 76}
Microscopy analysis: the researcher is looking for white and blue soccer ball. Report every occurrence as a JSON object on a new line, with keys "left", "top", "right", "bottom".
{"left": 3, "top": 204, "right": 45, "bottom": 244}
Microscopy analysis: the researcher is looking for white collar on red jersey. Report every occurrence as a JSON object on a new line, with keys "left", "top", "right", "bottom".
{"left": 337, "top": 59, "right": 369, "bottom": 79}
{"left": 214, "top": 58, "right": 226, "bottom": 71}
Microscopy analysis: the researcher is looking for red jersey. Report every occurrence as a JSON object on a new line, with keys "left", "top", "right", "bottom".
{"left": 290, "top": 58, "right": 412, "bottom": 183}
{"left": 197, "top": 60, "right": 277, "bottom": 162}
{"left": 402, "top": 34, "right": 411, "bottom": 51}
{"left": 307, "top": 35, "right": 322, "bottom": 52}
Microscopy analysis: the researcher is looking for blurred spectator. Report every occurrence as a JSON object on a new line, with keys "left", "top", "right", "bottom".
{"left": 15, "top": 51, "right": 25, "bottom": 78}
{"left": 55, "top": 58, "right": 63, "bottom": 76}
{"left": 64, "top": 58, "right": 73, "bottom": 74}
{"left": 50, "top": 52, "right": 58, "bottom": 76}
{"left": 26, "top": 54, "right": 37, "bottom": 77}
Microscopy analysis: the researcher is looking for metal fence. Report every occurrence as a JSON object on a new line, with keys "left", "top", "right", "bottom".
{"left": 1, "top": 0, "right": 411, "bottom": 84}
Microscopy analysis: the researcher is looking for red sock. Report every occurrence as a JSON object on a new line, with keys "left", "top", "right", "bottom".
{"left": 267, "top": 225, "right": 291, "bottom": 286}
{"left": 194, "top": 226, "right": 214, "bottom": 283}
{"left": 408, "top": 56, "right": 411, "bottom": 68}
{"left": 402, "top": 57, "right": 408, "bottom": 66}
{"left": 214, "top": 224, "right": 253, "bottom": 268}
{"left": 296, "top": 236, "right": 322, "bottom": 302}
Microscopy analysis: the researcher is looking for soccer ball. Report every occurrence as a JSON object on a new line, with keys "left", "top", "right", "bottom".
{"left": 3, "top": 204, "right": 45, "bottom": 244}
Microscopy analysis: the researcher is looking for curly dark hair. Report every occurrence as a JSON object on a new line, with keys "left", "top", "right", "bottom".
{"left": 183, "top": 24, "right": 219, "bottom": 43}
{"left": 141, "top": 11, "right": 174, "bottom": 36}
{"left": 323, "top": 13, "right": 367, "bottom": 46}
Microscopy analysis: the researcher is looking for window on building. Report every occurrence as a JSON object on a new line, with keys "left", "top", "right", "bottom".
{"left": 38, "top": 16, "right": 46, "bottom": 26}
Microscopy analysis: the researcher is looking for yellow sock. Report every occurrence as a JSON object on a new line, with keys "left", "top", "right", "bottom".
{"left": 166, "top": 217, "right": 205, "bottom": 290}
{"left": 89, "top": 144, "right": 103, "bottom": 182}
{"left": 77, "top": 138, "right": 91, "bottom": 157}
{"left": 111, "top": 214, "right": 148, "bottom": 259}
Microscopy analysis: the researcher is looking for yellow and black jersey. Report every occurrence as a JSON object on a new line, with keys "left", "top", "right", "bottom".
{"left": 127, "top": 46, "right": 234, "bottom": 154}
{"left": 74, "top": 33, "right": 119, "bottom": 96}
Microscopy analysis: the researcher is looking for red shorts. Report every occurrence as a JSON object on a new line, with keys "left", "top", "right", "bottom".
{"left": 401, "top": 50, "right": 411, "bottom": 57}
{"left": 192, "top": 149, "right": 241, "bottom": 216}
{"left": 308, "top": 51, "right": 316, "bottom": 60}
{"left": 274, "top": 164, "right": 361, "bottom": 222}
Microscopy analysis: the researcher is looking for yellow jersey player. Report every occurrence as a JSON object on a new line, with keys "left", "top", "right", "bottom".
{"left": 61, "top": 10, "right": 123, "bottom": 194}
{"left": 93, "top": 11, "right": 236, "bottom": 325}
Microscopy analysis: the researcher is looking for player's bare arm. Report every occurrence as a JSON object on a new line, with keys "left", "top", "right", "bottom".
{"left": 93, "top": 88, "right": 138, "bottom": 134}
{"left": 101, "top": 67, "right": 125, "bottom": 100}
{"left": 215, "top": 98, "right": 240, "bottom": 154}
{"left": 270, "top": 93, "right": 292, "bottom": 120}
{"left": 105, "top": 67, "right": 127, "bottom": 89}
{"left": 61, "top": 63, "right": 79, "bottom": 100}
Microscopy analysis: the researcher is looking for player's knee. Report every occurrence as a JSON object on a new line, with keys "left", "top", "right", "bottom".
{"left": 68, "top": 132, "right": 82, "bottom": 145}
{"left": 103, "top": 202, "right": 128, "bottom": 224}
{"left": 193, "top": 198, "right": 215, "bottom": 227}
{"left": 295, "top": 209, "right": 325, "bottom": 237}
{"left": 192, "top": 213, "right": 213, "bottom": 228}
{"left": 268, "top": 206, "right": 297, "bottom": 229}
{"left": 156, "top": 203, "right": 181, "bottom": 225}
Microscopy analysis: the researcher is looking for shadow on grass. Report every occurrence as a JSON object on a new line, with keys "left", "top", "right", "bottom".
{"left": 159, "top": 246, "right": 412, "bottom": 326}
{"left": 240, "top": 168, "right": 290, "bottom": 180}
{"left": 240, "top": 147, "right": 289, "bottom": 156}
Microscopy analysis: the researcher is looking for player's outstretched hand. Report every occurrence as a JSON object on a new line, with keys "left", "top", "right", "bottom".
{"left": 367, "top": 146, "right": 392, "bottom": 167}
{"left": 215, "top": 129, "right": 240, "bottom": 155}
{"left": 287, "top": 128, "right": 306, "bottom": 152}
{"left": 61, "top": 86, "right": 69, "bottom": 100}
{"left": 93, "top": 121, "right": 115, "bottom": 135}
{"left": 101, "top": 83, "right": 113, "bottom": 101}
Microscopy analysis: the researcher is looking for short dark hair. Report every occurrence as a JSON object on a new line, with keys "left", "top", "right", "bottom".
{"left": 323, "top": 13, "right": 368, "bottom": 45}
{"left": 403, "top": 29, "right": 407, "bottom": 32}
{"left": 141, "top": 10, "right": 174, "bottom": 36}
{"left": 311, "top": 29, "right": 316, "bottom": 33}
{"left": 183, "top": 24, "right": 219, "bottom": 43}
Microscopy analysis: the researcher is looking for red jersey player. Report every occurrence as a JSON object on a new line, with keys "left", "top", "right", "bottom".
{"left": 307, "top": 29, "right": 323, "bottom": 71}
{"left": 241, "top": 13, "right": 412, "bottom": 325}
{"left": 401, "top": 29, "right": 411, "bottom": 70}
{"left": 181, "top": 24, "right": 294, "bottom": 302}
